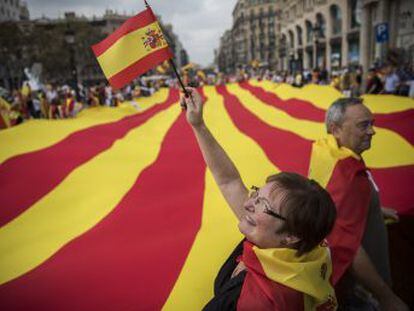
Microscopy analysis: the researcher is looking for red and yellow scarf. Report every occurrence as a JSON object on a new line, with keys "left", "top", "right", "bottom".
{"left": 309, "top": 135, "right": 371, "bottom": 284}
{"left": 239, "top": 241, "right": 337, "bottom": 310}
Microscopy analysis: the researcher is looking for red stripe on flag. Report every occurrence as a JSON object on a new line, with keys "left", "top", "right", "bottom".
{"left": 374, "top": 110, "right": 414, "bottom": 145}
{"left": 91, "top": 8, "right": 156, "bottom": 57}
{"left": 0, "top": 104, "right": 206, "bottom": 311}
{"left": 242, "top": 81, "right": 414, "bottom": 145}
{"left": 0, "top": 89, "right": 179, "bottom": 228}
{"left": 240, "top": 81, "right": 325, "bottom": 122}
{"left": 108, "top": 47, "right": 173, "bottom": 89}
{"left": 371, "top": 165, "right": 414, "bottom": 216}
{"left": 216, "top": 85, "right": 312, "bottom": 175}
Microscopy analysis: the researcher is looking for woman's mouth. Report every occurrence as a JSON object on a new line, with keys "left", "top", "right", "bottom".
{"left": 244, "top": 215, "right": 256, "bottom": 226}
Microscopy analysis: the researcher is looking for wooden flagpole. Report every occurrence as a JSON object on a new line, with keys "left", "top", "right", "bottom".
{"left": 144, "top": 0, "right": 191, "bottom": 108}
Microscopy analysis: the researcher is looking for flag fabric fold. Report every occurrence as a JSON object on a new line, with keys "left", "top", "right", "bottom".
{"left": 92, "top": 7, "right": 173, "bottom": 89}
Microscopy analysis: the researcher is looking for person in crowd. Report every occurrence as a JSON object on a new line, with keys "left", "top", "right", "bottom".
{"left": 38, "top": 91, "right": 49, "bottom": 118}
{"left": 98, "top": 83, "right": 106, "bottom": 105}
{"left": 294, "top": 71, "right": 303, "bottom": 87}
{"left": 286, "top": 73, "right": 294, "bottom": 85}
{"left": 309, "top": 98, "right": 409, "bottom": 311}
{"left": 311, "top": 68, "right": 320, "bottom": 84}
{"left": 330, "top": 72, "right": 341, "bottom": 91}
{"left": 87, "top": 87, "right": 100, "bottom": 107}
{"left": 396, "top": 63, "right": 414, "bottom": 97}
{"left": 48, "top": 95, "right": 61, "bottom": 119}
{"left": 350, "top": 66, "right": 362, "bottom": 97}
{"left": 30, "top": 91, "right": 42, "bottom": 118}
{"left": 383, "top": 65, "right": 400, "bottom": 95}
{"left": 104, "top": 85, "right": 113, "bottom": 106}
{"left": 182, "top": 88, "right": 338, "bottom": 310}
{"left": 340, "top": 67, "right": 351, "bottom": 97}
{"left": 303, "top": 69, "right": 312, "bottom": 84}
{"left": 365, "top": 68, "right": 383, "bottom": 94}
{"left": 409, "top": 74, "right": 414, "bottom": 98}
{"left": 355, "top": 66, "right": 363, "bottom": 94}
{"left": 319, "top": 66, "right": 329, "bottom": 85}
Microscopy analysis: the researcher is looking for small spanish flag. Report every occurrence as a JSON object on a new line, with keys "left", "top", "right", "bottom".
{"left": 92, "top": 6, "right": 173, "bottom": 89}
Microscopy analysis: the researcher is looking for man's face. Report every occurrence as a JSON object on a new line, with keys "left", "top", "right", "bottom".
{"left": 332, "top": 104, "right": 375, "bottom": 155}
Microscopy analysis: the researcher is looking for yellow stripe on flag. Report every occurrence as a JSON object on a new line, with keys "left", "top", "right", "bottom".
{"left": 363, "top": 131, "right": 414, "bottom": 168}
{"left": 163, "top": 86, "right": 279, "bottom": 310}
{"left": 97, "top": 22, "right": 168, "bottom": 79}
{"left": 361, "top": 94, "right": 414, "bottom": 114}
{"left": 0, "top": 88, "right": 169, "bottom": 164}
{"left": 227, "top": 83, "right": 325, "bottom": 140}
{"left": 0, "top": 104, "right": 180, "bottom": 285}
{"left": 250, "top": 80, "right": 342, "bottom": 111}
{"left": 227, "top": 84, "right": 414, "bottom": 168}
{"left": 251, "top": 80, "right": 414, "bottom": 114}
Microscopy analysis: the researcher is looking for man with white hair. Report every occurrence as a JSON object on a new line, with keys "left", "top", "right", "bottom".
{"left": 309, "top": 98, "right": 408, "bottom": 310}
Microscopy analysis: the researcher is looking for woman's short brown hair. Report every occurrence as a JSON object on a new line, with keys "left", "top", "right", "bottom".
{"left": 266, "top": 172, "right": 336, "bottom": 257}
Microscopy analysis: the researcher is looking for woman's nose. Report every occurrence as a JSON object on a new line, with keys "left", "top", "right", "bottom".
{"left": 245, "top": 200, "right": 255, "bottom": 212}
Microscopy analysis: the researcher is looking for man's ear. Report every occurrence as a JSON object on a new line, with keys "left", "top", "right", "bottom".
{"left": 330, "top": 123, "right": 342, "bottom": 140}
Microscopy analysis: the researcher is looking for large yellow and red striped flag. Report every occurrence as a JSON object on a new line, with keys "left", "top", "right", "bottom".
{"left": 92, "top": 6, "right": 173, "bottom": 89}
{"left": 0, "top": 82, "right": 413, "bottom": 310}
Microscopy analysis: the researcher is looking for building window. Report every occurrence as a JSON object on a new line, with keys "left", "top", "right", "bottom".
{"left": 296, "top": 25, "right": 303, "bottom": 46}
{"left": 288, "top": 30, "right": 294, "bottom": 48}
{"left": 350, "top": 0, "right": 362, "bottom": 29}
{"left": 330, "top": 5, "right": 342, "bottom": 35}
{"left": 316, "top": 13, "right": 326, "bottom": 38}
{"left": 348, "top": 39, "right": 360, "bottom": 63}
{"left": 305, "top": 20, "right": 313, "bottom": 44}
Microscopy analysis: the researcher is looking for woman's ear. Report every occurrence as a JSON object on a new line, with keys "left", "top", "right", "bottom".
{"left": 282, "top": 234, "right": 301, "bottom": 247}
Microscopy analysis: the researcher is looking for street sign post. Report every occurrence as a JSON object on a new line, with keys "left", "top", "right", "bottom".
{"left": 375, "top": 23, "right": 389, "bottom": 43}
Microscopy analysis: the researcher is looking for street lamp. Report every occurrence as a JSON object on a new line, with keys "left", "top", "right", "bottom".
{"left": 64, "top": 24, "right": 79, "bottom": 101}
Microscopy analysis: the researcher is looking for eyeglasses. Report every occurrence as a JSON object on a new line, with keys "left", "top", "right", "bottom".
{"left": 249, "top": 186, "right": 287, "bottom": 221}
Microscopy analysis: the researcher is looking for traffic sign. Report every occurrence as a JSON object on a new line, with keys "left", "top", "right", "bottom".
{"left": 375, "top": 23, "right": 389, "bottom": 43}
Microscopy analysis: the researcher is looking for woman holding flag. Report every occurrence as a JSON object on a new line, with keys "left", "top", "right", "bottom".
{"left": 182, "top": 88, "right": 338, "bottom": 310}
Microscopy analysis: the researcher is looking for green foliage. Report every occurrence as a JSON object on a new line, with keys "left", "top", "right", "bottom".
{"left": 0, "top": 20, "right": 104, "bottom": 85}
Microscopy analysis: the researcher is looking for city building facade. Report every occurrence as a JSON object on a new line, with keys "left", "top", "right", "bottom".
{"left": 0, "top": 0, "right": 29, "bottom": 22}
{"left": 218, "top": 0, "right": 414, "bottom": 75}
{"left": 217, "top": 30, "right": 234, "bottom": 73}
{"left": 279, "top": 0, "right": 414, "bottom": 73}
{"left": 217, "top": 0, "right": 281, "bottom": 73}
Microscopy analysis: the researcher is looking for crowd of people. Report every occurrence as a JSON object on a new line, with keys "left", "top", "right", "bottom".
{"left": 215, "top": 63, "right": 414, "bottom": 98}
{"left": 0, "top": 77, "right": 168, "bottom": 127}
{"left": 1, "top": 62, "right": 413, "bottom": 129}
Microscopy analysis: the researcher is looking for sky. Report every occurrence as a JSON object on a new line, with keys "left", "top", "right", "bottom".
{"left": 26, "top": 0, "right": 238, "bottom": 66}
